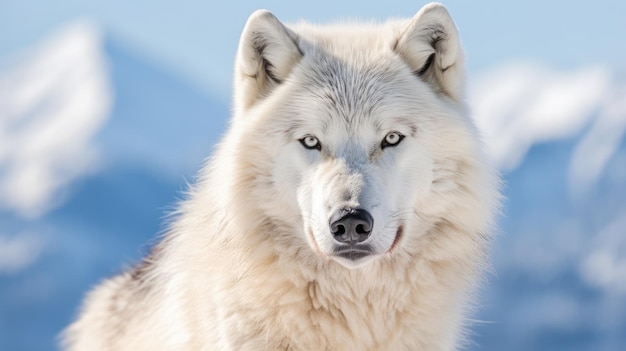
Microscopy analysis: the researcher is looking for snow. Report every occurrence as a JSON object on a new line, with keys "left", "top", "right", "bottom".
{"left": 469, "top": 62, "right": 626, "bottom": 299}
{"left": 468, "top": 62, "right": 626, "bottom": 351}
{"left": 580, "top": 213, "right": 626, "bottom": 295}
{"left": 569, "top": 85, "right": 626, "bottom": 199}
{"left": 469, "top": 63, "right": 612, "bottom": 172}
{"left": 0, "top": 20, "right": 112, "bottom": 218}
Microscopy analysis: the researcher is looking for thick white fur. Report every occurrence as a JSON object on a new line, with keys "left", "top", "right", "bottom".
{"left": 63, "top": 3, "right": 500, "bottom": 350}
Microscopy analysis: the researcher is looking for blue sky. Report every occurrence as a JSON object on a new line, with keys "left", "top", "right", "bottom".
{"left": 1, "top": 0, "right": 625, "bottom": 101}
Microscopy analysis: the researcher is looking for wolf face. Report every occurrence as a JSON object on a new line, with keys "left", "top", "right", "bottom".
{"left": 270, "top": 67, "right": 442, "bottom": 268}
{"left": 232, "top": 5, "right": 476, "bottom": 268}
{"left": 292, "top": 110, "right": 435, "bottom": 268}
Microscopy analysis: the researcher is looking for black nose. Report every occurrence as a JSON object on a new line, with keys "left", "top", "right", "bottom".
{"left": 329, "top": 208, "right": 374, "bottom": 244}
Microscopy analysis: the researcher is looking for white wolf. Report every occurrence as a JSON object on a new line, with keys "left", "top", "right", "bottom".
{"left": 63, "top": 3, "right": 500, "bottom": 350}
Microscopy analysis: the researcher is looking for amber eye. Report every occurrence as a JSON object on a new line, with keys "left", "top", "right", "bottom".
{"left": 381, "top": 131, "right": 405, "bottom": 149}
{"left": 299, "top": 135, "right": 321, "bottom": 151}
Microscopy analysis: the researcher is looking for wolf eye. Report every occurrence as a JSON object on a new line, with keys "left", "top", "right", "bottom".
{"left": 299, "top": 135, "right": 321, "bottom": 150}
{"left": 381, "top": 131, "right": 405, "bottom": 149}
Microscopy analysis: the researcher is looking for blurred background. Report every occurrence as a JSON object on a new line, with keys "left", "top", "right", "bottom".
{"left": 0, "top": 1, "right": 625, "bottom": 350}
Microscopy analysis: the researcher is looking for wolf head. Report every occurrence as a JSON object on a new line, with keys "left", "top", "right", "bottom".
{"left": 220, "top": 3, "right": 496, "bottom": 269}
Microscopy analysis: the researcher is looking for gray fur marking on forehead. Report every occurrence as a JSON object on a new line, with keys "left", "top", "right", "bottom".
{"left": 287, "top": 53, "right": 420, "bottom": 138}
{"left": 299, "top": 50, "right": 402, "bottom": 125}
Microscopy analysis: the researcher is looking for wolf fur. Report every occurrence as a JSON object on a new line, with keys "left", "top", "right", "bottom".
{"left": 63, "top": 3, "right": 500, "bottom": 350}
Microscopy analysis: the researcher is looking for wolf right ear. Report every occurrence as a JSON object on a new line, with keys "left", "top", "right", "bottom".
{"left": 394, "top": 3, "right": 464, "bottom": 101}
{"left": 234, "top": 10, "right": 303, "bottom": 112}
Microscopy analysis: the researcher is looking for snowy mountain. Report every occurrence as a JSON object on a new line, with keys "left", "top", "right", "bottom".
{"left": 0, "top": 21, "right": 112, "bottom": 219}
{"left": 0, "top": 22, "right": 227, "bottom": 350}
{"left": 0, "top": 21, "right": 624, "bottom": 351}
{"left": 469, "top": 65, "right": 626, "bottom": 350}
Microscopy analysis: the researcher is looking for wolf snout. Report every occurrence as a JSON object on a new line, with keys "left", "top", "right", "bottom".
{"left": 329, "top": 208, "right": 374, "bottom": 244}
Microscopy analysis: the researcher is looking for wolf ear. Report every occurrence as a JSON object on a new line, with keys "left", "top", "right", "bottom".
{"left": 234, "top": 10, "right": 303, "bottom": 112}
{"left": 394, "top": 3, "right": 464, "bottom": 101}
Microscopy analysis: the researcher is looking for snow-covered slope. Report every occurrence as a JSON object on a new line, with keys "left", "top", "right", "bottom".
{"left": 0, "top": 21, "right": 624, "bottom": 351}
{"left": 469, "top": 65, "right": 626, "bottom": 351}
{"left": 0, "top": 21, "right": 227, "bottom": 350}
{"left": 0, "top": 21, "right": 111, "bottom": 219}
{"left": 469, "top": 63, "right": 618, "bottom": 174}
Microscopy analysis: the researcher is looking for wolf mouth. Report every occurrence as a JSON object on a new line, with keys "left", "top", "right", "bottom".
{"left": 387, "top": 225, "right": 404, "bottom": 253}
{"left": 333, "top": 245, "right": 372, "bottom": 261}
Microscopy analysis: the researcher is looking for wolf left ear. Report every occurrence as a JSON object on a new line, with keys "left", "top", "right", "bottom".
{"left": 234, "top": 10, "right": 303, "bottom": 112}
{"left": 394, "top": 3, "right": 464, "bottom": 101}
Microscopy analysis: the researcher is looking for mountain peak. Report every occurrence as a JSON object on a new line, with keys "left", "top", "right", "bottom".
{"left": 469, "top": 63, "right": 613, "bottom": 172}
{"left": 0, "top": 20, "right": 112, "bottom": 218}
